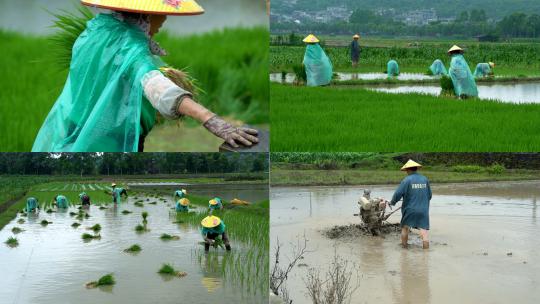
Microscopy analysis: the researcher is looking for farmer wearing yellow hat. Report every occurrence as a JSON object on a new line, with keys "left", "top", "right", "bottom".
{"left": 350, "top": 34, "right": 361, "bottom": 68}
{"left": 111, "top": 183, "right": 127, "bottom": 204}
{"left": 447, "top": 45, "right": 478, "bottom": 98}
{"left": 389, "top": 160, "right": 432, "bottom": 249}
{"left": 201, "top": 215, "right": 231, "bottom": 252}
{"left": 474, "top": 62, "right": 495, "bottom": 78}
{"left": 208, "top": 197, "right": 224, "bottom": 214}
{"left": 176, "top": 198, "right": 190, "bottom": 212}
{"left": 302, "top": 34, "right": 333, "bottom": 86}
{"left": 32, "top": 0, "right": 258, "bottom": 152}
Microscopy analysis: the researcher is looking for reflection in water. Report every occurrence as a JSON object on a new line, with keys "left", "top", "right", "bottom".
{"left": 398, "top": 250, "right": 431, "bottom": 304}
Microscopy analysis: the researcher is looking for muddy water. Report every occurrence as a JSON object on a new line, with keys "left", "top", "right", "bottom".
{"left": 0, "top": 0, "right": 267, "bottom": 35}
{"left": 269, "top": 72, "right": 433, "bottom": 83}
{"left": 370, "top": 82, "right": 540, "bottom": 104}
{"left": 0, "top": 194, "right": 265, "bottom": 304}
{"left": 128, "top": 183, "right": 269, "bottom": 203}
{"left": 271, "top": 181, "right": 540, "bottom": 304}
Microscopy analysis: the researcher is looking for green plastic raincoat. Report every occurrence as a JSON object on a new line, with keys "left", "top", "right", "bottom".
{"left": 202, "top": 222, "right": 226, "bottom": 236}
{"left": 56, "top": 195, "right": 68, "bottom": 208}
{"left": 32, "top": 14, "right": 162, "bottom": 152}
{"left": 26, "top": 197, "right": 39, "bottom": 212}
{"left": 387, "top": 60, "right": 399, "bottom": 77}
{"left": 429, "top": 59, "right": 448, "bottom": 76}
{"left": 113, "top": 187, "right": 124, "bottom": 203}
{"left": 473, "top": 63, "right": 492, "bottom": 78}
{"left": 303, "top": 44, "right": 333, "bottom": 87}
{"left": 449, "top": 54, "right": 478, "bottom": 98}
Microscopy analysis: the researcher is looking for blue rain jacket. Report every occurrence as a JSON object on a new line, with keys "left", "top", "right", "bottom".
{"left": 26, "top": 197, "right": 39, "bottom": 212}
{"left": 56, "top": 195, "right": 68, "bottom": 208}
{"left": 390, "top": 173, "right": 432, "bottom": 229}
{"left": 449, "top": 54, "right": 478, "bottom": 97}
{"left": 429, "top": 59, "right": 448, "bottom": 76}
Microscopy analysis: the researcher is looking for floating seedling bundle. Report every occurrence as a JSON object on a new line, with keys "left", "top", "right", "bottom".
{"left": 82, "top": 233, "right": 101, "bottom": 241}
{"left": 86, "top": 274, "right": 115, "bottom": 289}
{"left": 134, "top": 202, "right": 144, "bottom": 207}
{"left": 17, "top": 218, "right": 25, "bottom": 224}
{"left": 71, "top": 222, "right": 81, "bottom": 228}
{"left": 121, "top": 210, "right": 132, "bottom": 215}
{"left": 142, "top": 212, "right": 148, "bottom": 222}
{"left": 88, "top": 224, "right": 101, "bottom": 234}
{"left": 123, "top": 244, "right": 142, "bottom": 253}
{"left": 158, "top": 264, "right": 187, "bottom": 278}
{"left": 11, "top": 227, "right": 23, "bottom": 234}
{"left": 5, "top": 236, "right": 19, "bottom": 248}
{"left": 41, "top": 220, "right": 52, "bottom": 226}
{"left": 160, "top": 233, "right": 180, "bottom": 241}
{"left": 134, "top": 224, "right": 149, "bottom": 233}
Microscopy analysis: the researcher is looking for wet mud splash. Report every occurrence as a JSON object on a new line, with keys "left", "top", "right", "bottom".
{"left": 323, "top": 223, "right": 401, "bottom": 239}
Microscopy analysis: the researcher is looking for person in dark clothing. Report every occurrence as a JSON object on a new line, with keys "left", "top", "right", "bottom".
{"left": 350, "top": 34, "right": 361, "bottom": 67}
{"left": 79, "top": 192, "right": 91, "bottom": 207}
{"left": 390, "top": 160, "right": 432, "bottom": 249}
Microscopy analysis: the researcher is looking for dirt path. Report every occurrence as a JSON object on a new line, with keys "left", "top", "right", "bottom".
{"left": 0, "top": 191, "right": 27, "bottom": 214}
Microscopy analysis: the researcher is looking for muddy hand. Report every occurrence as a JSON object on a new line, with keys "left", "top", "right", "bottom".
{"left": 203, "top": 115, "right": 259, "bottom": 148}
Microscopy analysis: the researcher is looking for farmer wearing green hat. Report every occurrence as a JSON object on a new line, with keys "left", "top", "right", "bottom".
{"left": 32, "top": 0, "right": 258, "bottom": 152}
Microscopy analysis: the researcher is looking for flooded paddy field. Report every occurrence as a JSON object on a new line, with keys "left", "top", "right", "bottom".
{"left": 1, "top": 189, "right": 268, "bottom": 304}
{"left": 369, "top": 82, "right": 540, "bottom": 104}
{"left": 271, "top": 181, "right": 540, "bottom": 304}
{"left": 270, "top": 72, "right": 434, "bottom": 83}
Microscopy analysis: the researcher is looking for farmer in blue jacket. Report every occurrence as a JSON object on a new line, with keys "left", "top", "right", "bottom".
{"left": 390, "top": 160, "right": 432, "bottom": 249}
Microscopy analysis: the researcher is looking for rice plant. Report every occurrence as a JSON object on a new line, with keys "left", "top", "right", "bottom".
{"left": 86, "top": 274, "right": 115, "bottom": 289}
{"left": 134, "top": 224, "right": 149, "bottom": 233}
{"left": 11, "top": 227, "right": 23, "bottom": 234}
{"left": 142, "top": 212, "right": 148, "bottom": 221}
{"left": 160, "top": 233, "right": 180, "bottom": 241}
{"left": 71, "top": 222, "right": 81, "bottom": 228}
{"left": 40, "top": 220, "right": 52, "bottom": 226}
{"left": 5, "top": 236, "right": 19, "bottom": 247}
{"left": 158, "top": 264, "right": 187, "bottom": 277}
{"left": 134, "top": 202, "right": 144, "bottom": 207}
{"left": 89, "top": 224, "right": 101, "bottom": 234}
{"left": 17, "top": 218, "right": 25, "bottom": 224}
{"left": 123, "top": 244, "right": 142, "bottom": 253}
{"left": 121, "top": 210, "right": 132, "bottom": 215}
{"left": 69, "top": 212, "right": 77, "bottom": 216}
{"left": 82, "top": 233, "right": 100, "bottom": 241}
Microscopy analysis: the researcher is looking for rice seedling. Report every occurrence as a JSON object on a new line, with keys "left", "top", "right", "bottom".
{"left": 149, "top": 201, "right": 157, "bottom": 205}
{"left": 134, "top": 224, "right": 149, "bottom": 233}
{"left": 81, "top": 233, "right": 100, "bottom": 241}
{"left": 160, "top": 233, "right": 180, "bottom": 241}
{"left": 158, "top": 264, "right": 187, "bottom": 277}
{"left": 11, "top": 227, "right": 23, "bottom": 234}
{"left": 123, "top": 244, "right": 142, "bottom": 253}
{"left": 142, "top": 212, "right": 148, "bottom": 221}
{"left": 17, "top": 218, "right": 25, "bottom": 224}
{"left": 134, "top": 202, "right": 144, "bottom": 207}
{"left": 84, "top": 213, "right": 90, "bottom": 218}
{"left": 86, "top": 274, "right": 115, "bottom": 289}
{"left": 121, "top": 210, "right": 132, "bottom": 215}
{"left": 89, "top": 224, "right": 101, "bottom": 234}
{"left": 5, "top": 236, "right": 19, "bottom": 247}
{"left": 40, "top": 220, "right": 52, "bottom": 226}
{"left": 71, "top": 222, "right": 81, "bottom": 228}
{"left": 98, "top": 206, "right": 107, "bottom": 210}
{"left": 69, "top": 211, "right": 77, "bottom": 216}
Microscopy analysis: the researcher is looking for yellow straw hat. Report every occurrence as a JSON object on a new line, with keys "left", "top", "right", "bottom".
{"left": 488, "top": 62, "right": 495, "bottom": 68}
{"left": 181, "top": 189, "right": 187, "bottom": 195}
{"left": 303, "top": 34, "right": 320, "bottom": 44}
{"left": 201, "top": 215, "right": 221, "bottom": 228}
{"left": 179, "top": 198, "right": 190, "bottom": 206}
{"left": 111, "top": 183, "right": 116, "bottom": 187}
{"left": 209, "top": 199, "right": 218, "bottom": 206}
{"left": 447, "top": 45, "right": 463, "bottom": 53}
{"left": 400, "top": 159, "right": 423, "bottom": 171}
{"left": 353, "top": 34, "right": 360, "bottom": 39}
{"left": 81, "top": 0, "right": 205, "bottom": 16}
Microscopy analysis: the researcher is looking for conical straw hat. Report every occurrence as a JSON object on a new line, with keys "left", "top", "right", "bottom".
{"left": 201, "top": 215, "right": 221, "bottom": 228}
{"left": 488, "top": 62, "right": 495, "bottom": 68}
{"left": 81, "top": 0, "right": 204, "bottom": 16}
{"left": 209, "top": 198, "right": 220, "bottom": 205}
{"left": 400, "top": 159, "right": 422, "bottom": 171}
{"left": 303, "top": 34, "right": 320, "bottom": 43}
{"left": 447, "top": 45, "right": 463, "bottom": 53}
{"left": 353, "top": 34, "right": 360, "bottom": 39}
{"left": 181, "top": 189, "right": 187, "bottom": 195}
{"left": 178, "top": 198, "right": 190, "bottom": 206}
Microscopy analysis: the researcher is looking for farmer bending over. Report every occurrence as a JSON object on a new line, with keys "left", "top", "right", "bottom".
{"left": 201, "top": 215, "right": 231, "bottom": 252}
{"left": 54, "top": 195, "right": 69, "bottom": 209}
{"left": 111, "top": 183, "right": 128, "bottom": 204}
{"left": 79, "top": 192, "right": 91, "bottom": 207}
{"left": 25, "top": 197, "right": 40, "bottom": 213}
{"left": 174, "top": 189, "right": 187, "bottom": 199}
{"left": 390, "top": 160, "right": 432, "bottom": 249}
{"left": 208, "top": 197, "right": 223, "bottom": 214}
{"left": 176, "top": 198, "right": 190, "bottom": 212}
{"left": 447, "top": 45, "right": 478, "bottom": 98}
{"left": 474, "top": 62, "right": 495, "bottom": 78}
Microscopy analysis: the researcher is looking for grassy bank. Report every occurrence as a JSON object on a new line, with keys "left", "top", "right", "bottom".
{"left": 270, "top": 83, "right": 540, "bottom": 151}
{"left": 270, "top": 42, "right": 540, "bottom": 75}
{"left": 0, "top": 26, "right": 268, "bottom": 151}
{"left": 271, "top": 167, "right": 540, "bottom": 186}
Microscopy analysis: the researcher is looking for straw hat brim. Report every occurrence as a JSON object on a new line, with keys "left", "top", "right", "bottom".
{"left": 179, "top": 198, "right": 190, "bottom": 206}
{"left": 201, "top": 216, "right": 221, "bottom": 228}
{"left": 81, "top": 0, "right": 205, "bottom": 16}
{"left": 400, "top": 160, "right": 423, "bottom": 171}
{"left": 303, "top": 34, "right": 320, "bottom": 43}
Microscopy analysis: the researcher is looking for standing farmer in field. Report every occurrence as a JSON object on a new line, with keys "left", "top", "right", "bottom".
{"left": 390, "top": 160, "right": 432, "bottom": 249}
{"left": 302, "top": 34, "right": 333, "bottom": 86}
{"left": 32, "top": 0, "right": 258, "bottom": 152}
{"left": 350, "top": 34, "right": 361, "bottom": 68}
{"left": 447, "top": 45, "right": 478, "bottom": 98}
{"left": 474, "top": 62, "right": 495, "bottom": 78}
{"left": 111, "top": 183, "right": 127, "bottom": 204}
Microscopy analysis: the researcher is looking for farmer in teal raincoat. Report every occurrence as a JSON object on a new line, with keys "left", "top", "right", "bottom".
{"left": 429, "top": 59, "right": 447, "bottom": 76}
{"left": 447, "top": 45, "right": 478, "bottom": 98}
{"left": 302, "top": 34, "right": 333, "bottom": 86}
{"left": 32, "top": 0, "right": 258, "bottom": 152}
{"left": 176, "top": 198, "right": 190, "bottom": 212}
{"left": 201, "top": 215, "right": 231, "bottom": 252}
{"left": 387, "top": 60, "right": 399, "bottom": 78}
{"left": 474, "top": 62, "right": 495, "bottom": 78}
{"left": 54, "top": 195, "right": 69, "bottom": 208}
{"left": 111, "top": 183, "right": 127, "bottom": 204}
{"left": 174, "top": 189, "right": 187, "bottom": 199}
{"left": 208, "top": 197, "right": 223, "bottom": 214}
{"left": 390, "top": 160, "right": 432, "bottom": 249}
{"left": 25, "top": 197, "right": 40, "bottom": 213}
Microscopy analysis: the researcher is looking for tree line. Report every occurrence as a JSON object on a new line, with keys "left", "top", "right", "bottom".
{"left": 0, "top": 153, "right": 269, "bottom": 176}
{"left": 271, "top": 10, "right": 540, "bottom": 39}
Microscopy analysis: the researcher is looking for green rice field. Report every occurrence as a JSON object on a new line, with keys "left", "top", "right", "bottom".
{"left": 270, "top": 84, "right": 540, "bottom": 151}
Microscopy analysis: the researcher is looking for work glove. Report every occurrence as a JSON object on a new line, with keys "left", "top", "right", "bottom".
{"left": 203, "top": 115, "right": 259, "bottom": 148}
